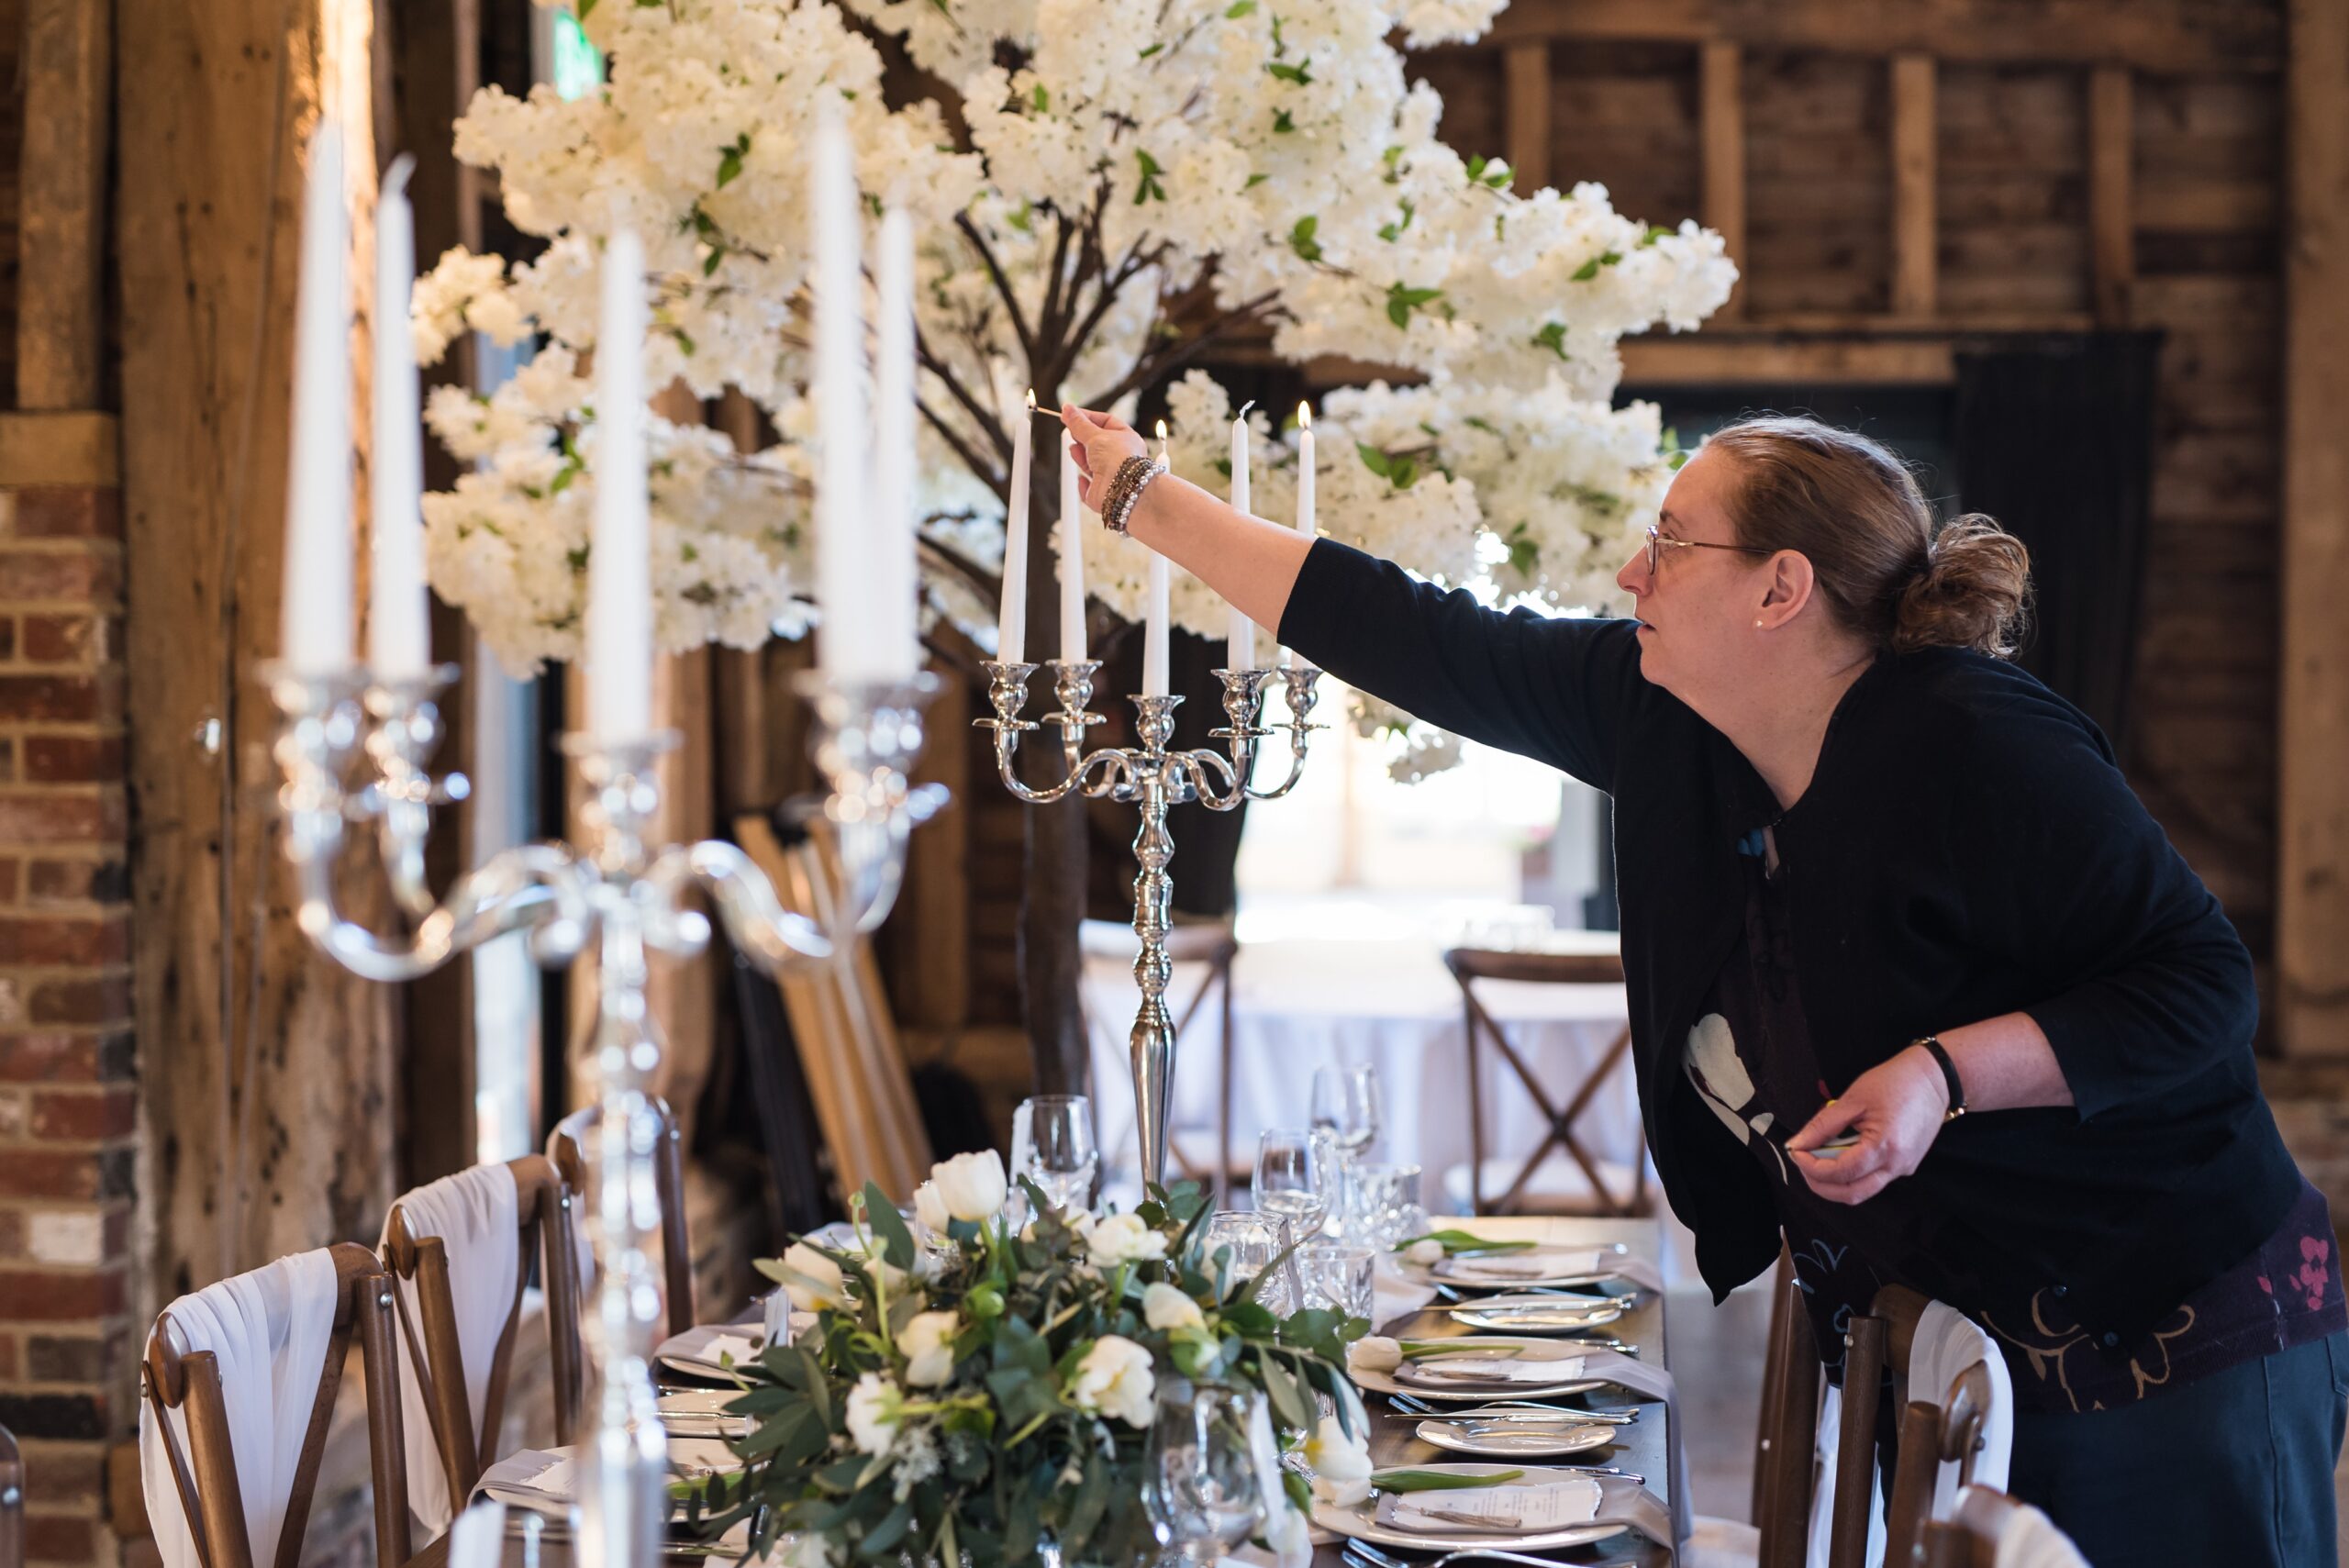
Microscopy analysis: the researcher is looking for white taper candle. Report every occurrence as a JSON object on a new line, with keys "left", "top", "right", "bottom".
{"left": 586, "top": 228, "right": 651, "bottom": 743}
{"left": 1058, "top": 428, "right": 1086, "bottom": 662}
{"left": 1286, "top": 404, "right": 1316, "bottom": 668}
{"left": 812, "top": 97, "right": 873, "bottom": 678}
{"left": 370, "top": 156, "right": 429, "bottom": 680}
{"left": 998, "top": 389, "right": 1034, "bottom": 665}
{"left": 871, "top": 205, "right": 919, "bottom": 679}
{"left": 1226, "top": 410, "right": 1255, "bottom": 672}
{"left": 282, "top": 119, "right": 353, "bottom": 675}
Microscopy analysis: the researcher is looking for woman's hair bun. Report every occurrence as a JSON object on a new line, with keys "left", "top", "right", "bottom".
{"left": 1890, "top": 514, "right": 2032, "bottom": 658}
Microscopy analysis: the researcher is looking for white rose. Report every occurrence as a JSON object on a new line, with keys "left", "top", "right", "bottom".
{"left": 779, "top": 1241, "right": 847, "bottom": 1312}
{"left": 1080, "top": 1212, "right": 1170, "bottom": 1267}
{"left": 897, "top": 1309, "right": 960, "bottom": 1388}
{"left": 844, "top": 1372, "right": 904, "bottom": 1456}
{"left": 1346, "top": 1336, "right": 1403, "bottom": 1373}
{"left": 913, "top": 1180, "right": 951, "bottom": 1236}
{"left": 1263, "top": 1501, "right": 1315, "bottom": 1567}
{"left": 932, "top": 1149, "right": 1008, "bottom": 1222}
{"left": 1305, "top": 1414, "right": 1373, "bottom": 1507}
{"left": 1143, "top": 1282, "right": 1206, "bottom": 1332}
{"left": 1069, "top": 1334, "right": 1157, "bottom": 1428}
{"left": 1404, "top": 1238, "right": 1445, "bottom": 1267}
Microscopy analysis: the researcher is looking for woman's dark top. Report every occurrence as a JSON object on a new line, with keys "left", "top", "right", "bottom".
{"left": 1691, "top": 833, "right": 2344, "bottom": 1412}
{"left": 1278, "top": 537, "right": 2306, "bottom": 1349}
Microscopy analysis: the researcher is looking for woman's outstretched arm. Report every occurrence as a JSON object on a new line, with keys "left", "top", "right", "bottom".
{"left": 1059, "top": 403, "right": 1312, "bottom": 628}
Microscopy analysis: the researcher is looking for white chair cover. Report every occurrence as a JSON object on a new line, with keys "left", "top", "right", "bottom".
{"left": 382, "top": 1162, "right": 521, "bottom": 1531}
{"left": 1911, "top": 1301, "right": 2015, "bottom": 1513}
{"left": 1806, "top": 1382, "right": 1886, "bottom": 1567}
{"left": 139, "top": 1249, "right": 340, "bottom": 1568}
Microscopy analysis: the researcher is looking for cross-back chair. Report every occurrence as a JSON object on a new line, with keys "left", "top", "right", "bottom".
{"left": 1690, "top": 1257, "right": 1822, "bottom": 1568}
{"left": 1443, "top": 943, "right": 1649, "bottom": 1217}
{"left": 140, "top": 1242, "right": 411, "bottom": 1568}
{"left": 380, "top": 1154, "right": 584, "bottom": 1508}
{"left": 1825, "top": 1284, "right": 1999, "bottom": 1568}
{"left": 1920, "top": 1484, "right": 2082, "bottom": 1568}
{"left": 548, "top": 1095, "right": 695, "bottom": 1340}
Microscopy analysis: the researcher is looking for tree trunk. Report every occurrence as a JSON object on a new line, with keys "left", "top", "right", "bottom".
{"left": 1019, "top": 461, "right": 1090, "bottom": 1095}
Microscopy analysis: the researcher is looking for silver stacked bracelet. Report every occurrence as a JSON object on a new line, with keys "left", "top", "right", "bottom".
{"left": 1099, "top": 454, "right": 1168, "bottom": 535}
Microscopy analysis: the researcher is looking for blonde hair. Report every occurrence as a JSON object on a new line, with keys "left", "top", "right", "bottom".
{"left": 1703, "top": 415, "right": 2032, "bottom": 658}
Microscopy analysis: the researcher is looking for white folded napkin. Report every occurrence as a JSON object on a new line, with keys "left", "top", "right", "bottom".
{"left": 1432, "top": 1248, "right": 1665, "bottom": 1295}
{"left": 446, "top": 1499, "right": 507, "bottom": 1568}
{"left": 1396, "top": 1354, "right": 1586, "bottom": 1387}
{"left": 476, "top": 1450, "right": 577, "bottom": 1514}
{"left": 1372, "top": 1477, "right": 1602, "bottom": 1535}
{"left": 693, "top": 1332, "right": 762, "bottom": 1368}
{"left": 1372, "top": 1251, "right": 1438, "bottom": 1329}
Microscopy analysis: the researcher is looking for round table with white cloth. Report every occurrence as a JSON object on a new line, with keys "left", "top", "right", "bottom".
{"left": 1079, "top": 921, "right": 1649, "bottom": 1207}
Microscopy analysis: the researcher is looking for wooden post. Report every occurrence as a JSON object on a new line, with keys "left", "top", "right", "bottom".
{"left": 17, "top": 0, "right": 110, "bottom": 408}
{"left": 2088, "top": 64, "right": 2136, "bottom": 327}
{"left": 1701, "top": 41, "right": 1748, "bottom": 318}
{"left": 1504, "top": 41, "right": 1552, "bottom": 195}
{"left": 1891, "top": 53, "right": 1938, "bottom": 319}
{"left": 2280, "top": 0, "right": 2349, "bottom": 1054}
{"left": 119, "top": 0, "right": 401, "bottom": 1289}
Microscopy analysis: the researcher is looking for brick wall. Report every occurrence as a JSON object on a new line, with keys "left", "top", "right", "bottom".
{"left": 0, "top": 475, "right": 137, "bottom": 1568}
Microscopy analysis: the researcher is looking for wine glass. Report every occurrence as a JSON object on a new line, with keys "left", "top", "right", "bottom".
{"left": 1145, "top": 1385, "right": 1267, "bottom": 1565}
{"left": 1016, "top": 1094, "right": 1098, "bottom": 1214}
{"left": 1253, "top": 1129, "right": 1328, "bottom": 1241}
{"left": 1309, "top": 1065, "right": 1383, "bottom": 1238}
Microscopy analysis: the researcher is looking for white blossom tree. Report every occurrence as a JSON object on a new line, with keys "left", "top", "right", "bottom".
{"left": 417, "top": 0, "right": 1734, "bottom": 1092}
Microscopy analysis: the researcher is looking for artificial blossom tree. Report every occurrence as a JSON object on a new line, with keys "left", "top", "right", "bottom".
{"left": 412, "top": 0, "right": 1735, "bottom": 1098}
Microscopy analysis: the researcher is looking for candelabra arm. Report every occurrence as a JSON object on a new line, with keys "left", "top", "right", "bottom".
{"left": 1174, "top": 748, "right": 1247, "bottom": 813}
{"left": 292, "top": 840, "right": 594, "bottom": 983}
{"left": 651, "top": 840, "right": 841, "bottom": 970}
{"left": 1245, "top": 664, "right": 1325, "bottom": 801}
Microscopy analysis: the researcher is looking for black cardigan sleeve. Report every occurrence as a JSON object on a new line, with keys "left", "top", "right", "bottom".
{"left": 1952, "top": 684, "right": 2260, "bottom": 1120}
{"left": 1275, "top": 538, "right": 1643, "bottom": 792}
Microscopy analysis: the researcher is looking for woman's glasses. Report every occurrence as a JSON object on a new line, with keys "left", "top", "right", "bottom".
{"left": 1644, "top": 523, "right": 1774, "bottom": 577}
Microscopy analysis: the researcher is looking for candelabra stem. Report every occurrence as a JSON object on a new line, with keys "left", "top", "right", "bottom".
{"left": 1129, "top": 759, "right": 1178, "bottom": 1191}
{"left": 575, "top": 901, "right": 669, "bottom": 1568}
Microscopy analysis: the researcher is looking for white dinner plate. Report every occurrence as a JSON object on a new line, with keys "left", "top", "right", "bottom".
{"left": 1396, "top": 1241, "right": 1640, "bottom": 1295}
{"left": 1310, "top": 1462, "right": 1626, "bottom": 1553}
{"left": 1445, "top": 1292, "right": 1626, "bottom": 1334}
{"left": 655, "top": 1320, "right": 809, "bottom": 1381}
{"left": 1414, "top": 1417, "right": 1618, "bottom": 1459}
{"left": 1350, "top": 1338, "right": 1605, "bottom": 1404}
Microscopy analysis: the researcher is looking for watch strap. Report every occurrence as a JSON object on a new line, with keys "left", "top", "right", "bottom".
{"left": 1917, "top": 1034, "right": 1965, "bottom": 1120}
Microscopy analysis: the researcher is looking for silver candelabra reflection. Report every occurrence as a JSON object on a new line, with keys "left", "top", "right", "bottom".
{"left": 979, "top": 657, "right": 1321, "bottom": 1187}
{"left": 267, "top": 660, "right": 941, "bottom": 1568}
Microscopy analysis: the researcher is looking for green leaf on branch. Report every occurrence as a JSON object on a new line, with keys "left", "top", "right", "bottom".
{"left": 1288, "top": 215, "right": 1322, "bottom": 261}
{"left": 1006, "top": 201, "right": 1032, "bottom": 233}
{"left": 1378, "top": 198, "right": 1415, "bottom": 242}
{"left": 1270, "top": 12, "right": 1287, "bottom": 54}
{"left": 716, "top": 132, "right": 750, "bottom": 188}
{"left": 1382, "top": 145, "right": 1404, "bottom": 183}
{"left": 1506, "top": 524, "right": 1539, "bottom": 580}
{"left": 1639, "top": 223, "right": 1674, "bottom": 247}
{"left": 1244, "top": 172, "right": 1269, "bottom": 189}
{"left": 1257, "top": 1349, "right": 1312, "bottom": 1429}
{"left": 1267, "top": 57, "right": 1313, "bottom": 84}
{"left": 863, "top": 1181, "right": 917, "bottom": 1270}
{"left": 1531, "top": 321, "right": 1568, "bottom": 359}
{"left": 1138, "top": 41, "right": 1163, "bottom": 58}
{"left": 1133, "top": 150, "right": 1167, "bottom": 205}
{"left": 1572, "top": 250, "right": 1624, "bottom": 281}
{"left": 1384, "top": 283, "right": 1443, "bottom": 328}
{"left": 1355, "top": 442, "right": 1391, "bottom": 479}
{"left": 1031, "top": 83, "right": 1050, "bottom": 112}
{"left": 577, "top": 0, "right": 597, "bottom": 16}
{"left": 1272, "top": 108, "right": 1295, "bottom": 134}
{"left": 1225, "top": 0, "right": 1256, "bottom": 14}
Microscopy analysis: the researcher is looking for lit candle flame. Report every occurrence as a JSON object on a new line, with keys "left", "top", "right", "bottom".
{"left": 1024, "top": 387, "right": 1037, "bottom": 413}
{"left": 1298, "top": 402, "right": 1312, "bottom": 430}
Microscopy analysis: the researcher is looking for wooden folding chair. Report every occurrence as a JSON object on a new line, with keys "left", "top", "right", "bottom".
{"left": 1920, "top": 1485, "right": 2027, "bottom": 1568}
{"left": 549, "top": 1095, "right": 696, "bottom": 1340}
{"left": 1443, "top": 943, "right": 1648, "bottom": 1216}
{"left": 736, "top": 812, "right": 934, "bottom": 1204}
{"left": 1826, "top": 1284, "right": 2001, "bottom": 1568}
{"left": 380, "top": 1155, "right": 585, "bottom": 1506}
{"left": 141, "top": 1243, "right": 412, "bottom": 1568}
{"left": 1755, "top": 1267, "right": 1824, "bottom": 1568}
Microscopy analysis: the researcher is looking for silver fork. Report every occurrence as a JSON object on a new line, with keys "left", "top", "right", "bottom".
{"left": 1390, "top": 1394, "right": 1640, "bottom": 1423}
{"left": 1343, "top": 1538, "right": 1573, "bottom": 1568}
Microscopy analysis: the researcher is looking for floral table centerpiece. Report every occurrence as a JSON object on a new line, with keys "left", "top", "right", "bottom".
{"left": 686, "top": 1151, "right": 1371, "bottom": 1566}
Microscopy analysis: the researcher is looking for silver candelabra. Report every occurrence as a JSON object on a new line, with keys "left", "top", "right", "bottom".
{"left": 979, "top": 657, "right": 1322, "bottom": 1187}
{"left": 267, "top": 659, "right": 941, "bottom": 1568}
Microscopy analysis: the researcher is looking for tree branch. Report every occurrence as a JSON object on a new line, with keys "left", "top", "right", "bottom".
{"left": 918, "top": 392, "right": 1001, "bottom": 494}
{"left": 1085, "top": 286, "right": 1284, "bottom": 412}
{"left": 917, "top": 323, "right": 1012, "bottom": 470}
{"left": 955, "top": 211, "right": 1039, "bottom": 376}
{"left": 1036, "top": 206, "right": 1077, "bottom": 363}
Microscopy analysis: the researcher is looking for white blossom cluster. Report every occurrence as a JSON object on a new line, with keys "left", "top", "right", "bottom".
{"left": 422, "top": 0, "right": 1733, "bottom": 757}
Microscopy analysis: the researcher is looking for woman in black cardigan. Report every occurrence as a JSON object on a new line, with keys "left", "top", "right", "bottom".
{"left": 1061, "top": 405, "right": 2346, "bottom": 1564}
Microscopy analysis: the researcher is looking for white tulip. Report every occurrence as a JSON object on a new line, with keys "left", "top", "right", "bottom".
{"left": 913, "top": 1180, "right": 951, "bottom": 1236}
{"left": 932, "top": 1149, "right": 1009, "bottom": 1222}
{"left": 897, "top": 1309, "right": 960, "bottom": 1388}
{"left": 1404, "top": 1238, "right": 1445, "bottom": 1267}
{"left": 1142, "top": 1281, "right": 1206, "bottom": 1332}
{"left": 1078, "top": 1212, "right": 1169, "bottom": 1267}
{"left": 1305, "top": 1413, "right": 1373, "bottom": 1506}
{"left": 843, "top": 1372, "right": 903, "bottom": 1456}
{"left": 1345, "top": 1336, "right": 1403, "bottom": 1373}
{"left": 1069, "top": 1334, "right": 1157, "bottom": 1428}
{"left": 779, "top": 1241, "right": 847, "bottom": 1312}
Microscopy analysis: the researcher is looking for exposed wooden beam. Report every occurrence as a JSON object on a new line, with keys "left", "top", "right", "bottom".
{"left": 1890, "top": 54, "right": 1938, "bottom": 319}
{"left": 1700, "top": 41, "right": 1747, "bottom": 320}
{"left": 1504, "top": 40, "right": 1551, "bottom": 195}
{"left": 1620, "top": 337, "right": 1954, "bottom": 387}
{"left": 2087, "top": 65, "right": 2136, "bottom": 328}
{"left": 1482, "top": 0, "right": 2281, "bottom": 73}
{"left": 0, "top": 412, "right": 119, "bottom": 486}
{"left": 2278, "top": 0, "right": 2349, "bottom": 1053}
{"left": 17, "top": 0, "right": 111, "bottom": 409}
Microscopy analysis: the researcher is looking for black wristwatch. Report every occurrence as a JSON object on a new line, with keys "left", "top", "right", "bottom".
{"left": 1914, "top": 1035, "right": 1965, "bottom": 1120}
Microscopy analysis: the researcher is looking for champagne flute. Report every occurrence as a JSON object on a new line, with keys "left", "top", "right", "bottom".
{"left": 1253, "top": 1129, "right": 1328, "bottom": 1240}
{"left": 1018, "top": 1094, "right": 1098, "bottom": 1213}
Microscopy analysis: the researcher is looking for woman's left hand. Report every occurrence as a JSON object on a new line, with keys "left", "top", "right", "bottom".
{"left": 1785, "top": 1043, "right": 1953, "bottom": 1204}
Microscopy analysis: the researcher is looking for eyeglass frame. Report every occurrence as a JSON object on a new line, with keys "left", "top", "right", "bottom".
{"left": 1643, "top": 522, "right": 1776, "bottom": 577}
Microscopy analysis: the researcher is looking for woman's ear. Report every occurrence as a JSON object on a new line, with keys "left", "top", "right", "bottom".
{"left": 1758, "top": 551, "right": 1816, "bottom": 623}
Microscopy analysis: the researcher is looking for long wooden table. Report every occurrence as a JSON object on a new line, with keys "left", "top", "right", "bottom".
{"left": 409, "top": 1217, "right": 1674, "bottom": 1568}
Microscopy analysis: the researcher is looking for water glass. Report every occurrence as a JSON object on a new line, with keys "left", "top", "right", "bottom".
{"left": 1252, "top": 1128, "right": 1328, "bottom": 1240}
{"left": 1014, "top": 1094, "right": 1098, "bottom": 1214}
{"left": 1145, "top": 1384, "right": 1267, "bottom": 1564}
{"left": 1349, "top": 1162, "right": 1422, "bottom": 1250}
{"left": 1297, "top": 1242, "right": 1375, "bottom": 1319}
{"left": 1199, "top": 1210, "right": 1297, "bottom": 1313}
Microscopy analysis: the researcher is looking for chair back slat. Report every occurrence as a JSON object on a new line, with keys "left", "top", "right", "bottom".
{"left": 1827, "top": 1313, "right": 1888, "bottom": 1568}
{"left": 1750, "top": 1250, "right": 1795, "bottom": 1525}
{"left": 141, "top": 1242, "right": 409, "bottom": 1568}
{"left": 1758, "top": 1273, "right": 1820, "bottom": 1568}
{"left": 1883, "top": 1399, "right": 1943, "bottom": 1565}
{"left": 550, "top": 1095, "right": 693, "bottom": 1340}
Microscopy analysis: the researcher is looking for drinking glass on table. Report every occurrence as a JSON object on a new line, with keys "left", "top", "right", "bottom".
{"left": 1297, "top": 1241, "right": 1376, "bottom": 1319}
{"left": 1253, "top": 1128, "right": 1329, "bottom": 1240}
{"left": 1351, "top": 1162, "right": 1422, "bottom": 1250}
{"left": 1145, "top": 1384, "right": 1268, "bottom": 1565}
{"left": 1310, "top": 1063, "right": 1383, "bottom": 1237}
{"left": 1013, "top": 1094, "right": 1097, "bottom": 1214}
{"left": 1201, "top": 1210, "right": 1297, "bottom": 1313}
